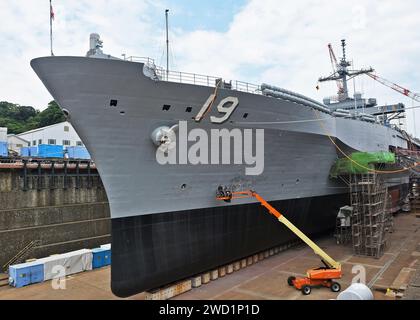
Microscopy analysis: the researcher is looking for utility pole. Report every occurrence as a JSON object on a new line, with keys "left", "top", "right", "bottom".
{"left": 165, "top": 9, "right": 169, "bottom": 80}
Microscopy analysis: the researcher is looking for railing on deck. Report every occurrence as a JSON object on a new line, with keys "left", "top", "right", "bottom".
{"left": 123, "top": 56, "right": 261, "bottom": 94}
{"left": 121, "top": 57, "right": 416, "bottom": 133}
{"left": 123, "top": 56, "right": 156, "bottom": 66}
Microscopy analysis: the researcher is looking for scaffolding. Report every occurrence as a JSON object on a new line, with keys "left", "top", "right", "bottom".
{"left": 410, "top": 177, "right": 420, "bottom": 213}
{"left": 349, "top": 173, "right": 390, "bottom": 258}
{"left": 395, "top": 148, "right": 420, "bottom": 213}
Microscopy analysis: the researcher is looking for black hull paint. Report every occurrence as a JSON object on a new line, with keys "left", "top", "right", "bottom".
{"left": 111, "top": 193, "right": 349, "bottom": 297}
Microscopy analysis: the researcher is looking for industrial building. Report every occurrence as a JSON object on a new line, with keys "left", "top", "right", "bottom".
{"left": 6, "top": 134, "right": 29, "bottom": 154}
{"left": 0, "top": 127, "right": 7, "bottom": 142}
{"left": 15, "top": 121, "right": 84, "bottom": 148}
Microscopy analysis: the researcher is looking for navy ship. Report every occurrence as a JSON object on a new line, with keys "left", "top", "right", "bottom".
{"left": 31, "top": 34, "right": 410, "bottom": 297}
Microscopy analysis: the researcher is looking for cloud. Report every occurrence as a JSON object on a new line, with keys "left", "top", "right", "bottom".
{"left": 0, "top": 0, "right": 163, "bottom": 108}
{"left": 0, "top": 0, "right": 419, "bottom": 136}
{"left": 171, "top": 0, "right": 420, "bottom": 136}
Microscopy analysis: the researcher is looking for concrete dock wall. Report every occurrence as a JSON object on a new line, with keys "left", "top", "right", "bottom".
{"left": 0, "top": 168, "right": 110, "bottom": 270}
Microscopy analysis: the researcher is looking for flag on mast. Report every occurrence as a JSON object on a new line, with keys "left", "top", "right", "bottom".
{"left": 49, "top": 0, "right": 54, "bottom": 56}
{"left": 50, "top": 2, "right": 55, "bottom": 20}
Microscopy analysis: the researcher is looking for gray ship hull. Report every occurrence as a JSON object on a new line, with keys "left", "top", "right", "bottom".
{"left": 31, "top": 56, "right": 409, "bottom": 296}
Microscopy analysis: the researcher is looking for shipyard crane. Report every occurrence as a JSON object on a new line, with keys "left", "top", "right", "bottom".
{"left": 327, "top": 43, "right": 344, "bottom": 96}
{"left": 366, "top": 73, "right": 420, "bottom": 103}
{"left": 216, "top": 187, "right": 342, "bottom": 295}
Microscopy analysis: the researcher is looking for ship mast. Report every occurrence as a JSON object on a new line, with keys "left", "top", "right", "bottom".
{"left": 319, "top": 40, "right": 374, "bottom": 101}
{"left": 165, "top": 9, "right": 169, "bottom": 80}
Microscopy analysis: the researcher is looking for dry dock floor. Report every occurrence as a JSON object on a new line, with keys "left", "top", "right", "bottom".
{"left": 0, "top": 211, "right": 419, "bottom": 300}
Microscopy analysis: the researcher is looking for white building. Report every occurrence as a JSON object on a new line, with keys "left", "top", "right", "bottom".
{"left": 16, "top": 121, "right": 84, "bottom": 148}
{"left": 0, "top": 127, "right": 7, "bottom": 142}
{"left": 7, "top": 134, "right": 29, "bottom": 153}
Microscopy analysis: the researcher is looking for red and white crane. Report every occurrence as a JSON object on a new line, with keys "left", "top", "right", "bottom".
{"left": 320, "top": 40, "right": 420, "bottom": 105}
{"left": 366, "top": 73, "right": 420, "bottom": 103}
{"left": 327, "top": 43, "right": 344, "bottom": 96}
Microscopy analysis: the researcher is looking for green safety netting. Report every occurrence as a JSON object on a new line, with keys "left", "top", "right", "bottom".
{"left": 330, "top": 151, "right": 396, "bottom": 177}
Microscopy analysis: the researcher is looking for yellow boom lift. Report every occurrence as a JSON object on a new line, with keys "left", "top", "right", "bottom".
{"left": 216, "top": 187, "right": 342, "bottom": 295}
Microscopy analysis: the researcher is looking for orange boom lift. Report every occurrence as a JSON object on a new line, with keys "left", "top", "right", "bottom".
{"left": 216, "top": 187, "right": 342, "bottom": 295}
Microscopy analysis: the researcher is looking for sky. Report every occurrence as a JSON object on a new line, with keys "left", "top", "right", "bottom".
{"left": 0, "top": 0, "right": 419, "bottom": 136}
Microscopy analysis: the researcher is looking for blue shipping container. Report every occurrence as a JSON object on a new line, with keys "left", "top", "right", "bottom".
{"left": 92, "top": 248, "right": 111, "bottom": 269}
{"left": 9, "top": 265, "right": 31, "bottom": 288}
{"left": 66, "top": 146, "right": 91, "bottom": 160}
{"left": 20, "top": 147, "right": 30, "bottom": 157}
{"left": 0, "top": 141, "right": 7, "bottom": 157}
{"left": 38, "top": 144, "right": 63, "bottom": 158}
{"left": 104, "top": 249, "right": 111, "bottom": 266}
{"left": 9, "top": 262, "right": 44, "bottom": 288}
{"left": 29, "top": 146, "right": 38, "bottom": 157}
{"left": 30, "top": 264, "right": 44, "bottom": 284}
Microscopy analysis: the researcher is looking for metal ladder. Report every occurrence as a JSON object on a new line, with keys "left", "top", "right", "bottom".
{"left": 2, "top": 240, "right": 41, "bottom": 272}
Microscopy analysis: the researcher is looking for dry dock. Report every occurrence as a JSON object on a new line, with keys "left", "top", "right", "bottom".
{"left": 0, "top": 210, "right": 418, "bottom": 300}
{"left": 0, "top": 161, "right": 110, "bottom": 270}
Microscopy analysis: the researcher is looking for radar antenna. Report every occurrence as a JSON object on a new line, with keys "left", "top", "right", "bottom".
{"left": 319, "top": 40, "right": 374, "bottom": 101}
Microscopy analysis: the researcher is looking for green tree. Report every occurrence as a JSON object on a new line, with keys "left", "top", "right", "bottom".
{"left": 0, "top": 100, "right": 66, "bottom": 134}
{"left": 36, "top": 101, "right": 66, "bottom": 128}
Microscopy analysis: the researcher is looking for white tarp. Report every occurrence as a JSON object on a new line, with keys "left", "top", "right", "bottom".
{"left": 37, "top": 249, "right": 93, "bottom": 281}
{"left": 100, "top": 244, "right": 111, "bottom": 250}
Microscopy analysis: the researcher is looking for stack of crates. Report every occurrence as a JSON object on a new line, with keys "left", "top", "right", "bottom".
{"left": 0, "top": 141, "right": 8, "bottom": 157}
{"left": 20, "top": 144, "right": 64, "bottom": 158}
{"left": 0, "top": 128, "right": 7, "bottom": 157}
{"left": 92, "top": 244, "right": 111, "bottom": 269}
{"left": 38, "top": 249, "right": 93, "bottom": 280}
{"left": 38, "top": 144, "right": 63, "bottom": 158}
{"left": 29, "top": 146, "right": 38, "bottom": 157}
{"left": 8, "top": 246, "right": 109, "bottom": 288}
{"left": 20, "top": 147, "right": 30, "bottom": 157}
{"left": 8, "top": 262, "right": 44, "bottom": 288}
{"left": 66, "top": 146, "right": 91, "bottom": 160}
